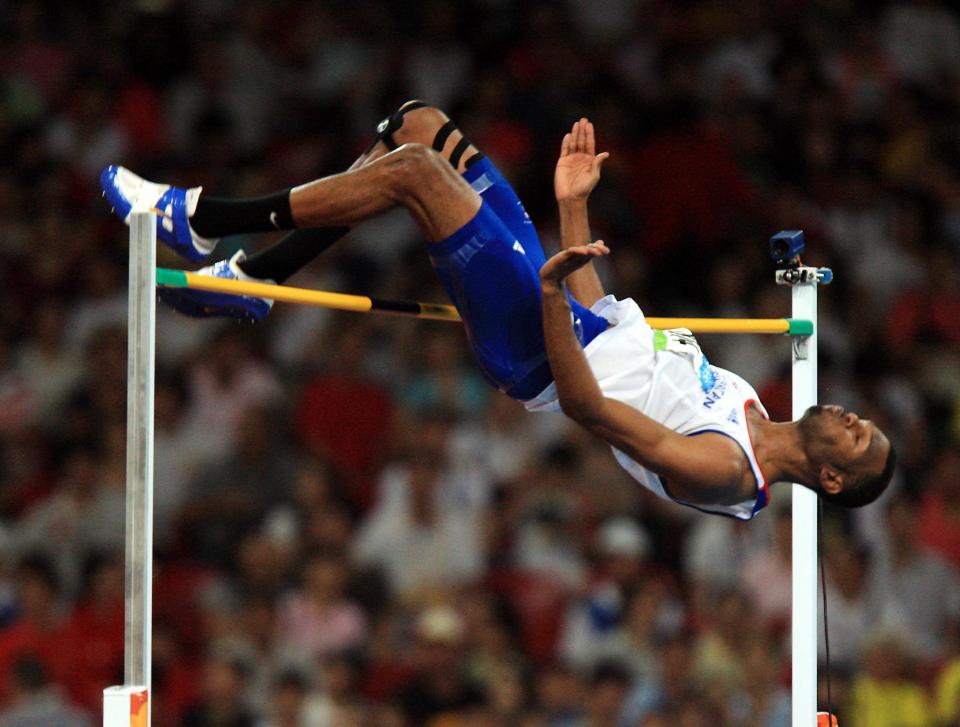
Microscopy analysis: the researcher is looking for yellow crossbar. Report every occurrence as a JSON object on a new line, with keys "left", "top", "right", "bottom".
{"left": 647, "top": 317, "right": 790, "bottom": 334}
{"left": 157, "top": 269, "right": 808, "bottom": 333}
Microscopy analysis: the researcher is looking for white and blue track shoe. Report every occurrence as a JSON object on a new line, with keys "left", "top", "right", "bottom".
{"left": 159, "top": 250, "right": 274, "bottom": 323}
{"left": 100, "top": 165, "right": 217, "bottom": 263}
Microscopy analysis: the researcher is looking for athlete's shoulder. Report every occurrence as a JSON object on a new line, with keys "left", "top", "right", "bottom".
{"left": 664, "top": 431, "right": 752, "bottom": 505}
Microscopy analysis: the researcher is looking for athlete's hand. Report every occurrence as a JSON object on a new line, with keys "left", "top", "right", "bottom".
{"left": 554, "top": 118, "right": 610, "bottom": 202}
{"left": 540, "top": 241, "right": 610, "bottom": 292}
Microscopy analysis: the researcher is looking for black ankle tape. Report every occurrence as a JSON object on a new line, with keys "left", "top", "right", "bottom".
{"left": 449, "top": 137, "right": 471, "bottom": 169}
{"left": 432, "top": 120, "right": 457, "bottom": 152}
{"left": 434, "top": 122, "right": 484, "bottom": 171}
{"left": 362, "top": 101, "right": 429, "bottom": 157}
{"left": 380, "top": 101, "right": 428, "bottom": 150}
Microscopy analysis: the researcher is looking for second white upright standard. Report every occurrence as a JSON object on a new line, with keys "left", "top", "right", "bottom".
{"left": 104, "top": 210, "right": 156, "bottom": 727}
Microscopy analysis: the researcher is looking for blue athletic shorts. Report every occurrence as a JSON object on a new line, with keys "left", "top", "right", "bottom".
{"left": 428, "top": 157, "right": 609, "bottom": 400}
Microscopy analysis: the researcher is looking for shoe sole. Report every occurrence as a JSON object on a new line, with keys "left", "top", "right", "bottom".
{"left": 158, "top": 289, "right": 267, "bottom": 323}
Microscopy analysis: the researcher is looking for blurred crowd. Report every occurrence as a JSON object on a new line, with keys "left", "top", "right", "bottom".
{"left": 2, "top": 0, "right": 960, "bottom": 725}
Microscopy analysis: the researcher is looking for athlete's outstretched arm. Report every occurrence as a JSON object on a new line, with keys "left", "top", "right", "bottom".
{"left": 554, "top": 119, "right": 609, "bottom": 308}
{"left": 539, "top": 246, "right": 745, "bottom": 501}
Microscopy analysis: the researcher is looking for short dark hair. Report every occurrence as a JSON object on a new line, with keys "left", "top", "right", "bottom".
{"left": 822, "top": 444, "right": 897, "bottom": 509}
{"left": 11, "top": 655, "right": 47, "bottom": 692}
{"left": 17, "top": 553, "right": 60, "bottom": 594}
{"left": 590, "top": 659, "right": 633, "bottom": 686}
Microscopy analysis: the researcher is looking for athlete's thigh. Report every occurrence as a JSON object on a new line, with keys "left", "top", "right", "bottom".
{"left": 428, "top": 201, "right": 610, "bottom": 400}
{"left": 462, "top": 157, "right": 548, "bottom": 270}
{"left": 428, "top": 201, "right": 550, "bottom": 396}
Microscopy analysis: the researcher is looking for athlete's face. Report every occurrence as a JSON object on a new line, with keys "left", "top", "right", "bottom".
{"left": 798, "top": 404, "right": 891, "bottom": 492}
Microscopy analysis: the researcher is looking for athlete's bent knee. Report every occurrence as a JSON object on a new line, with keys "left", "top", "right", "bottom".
{"left": 384, "top": 143, "right": 447, "bottom": 201}
{"left": 392, "top": 103, "right": 449, "bottom": 144}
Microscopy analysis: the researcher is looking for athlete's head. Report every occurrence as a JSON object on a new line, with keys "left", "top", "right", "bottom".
{"left": 798, "top": 404, "right": 896, "bottom": 507}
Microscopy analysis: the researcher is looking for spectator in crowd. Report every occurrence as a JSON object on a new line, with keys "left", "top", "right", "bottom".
{"left": 11, "top": 446, "right": 123, "bottom": 596}
{"left": 180, "top": 404, "right": 298, "bottom": 567}
{"left": 0, "top": 656, "right": 92, "bottom": 727}
{"left": 559, "top": 516, "right": 652, "bottom": 669}
{"left": 255, "top": 670, "right": 311, "bottom": 727}
{"left": 868, "top": 490, "right": 960, "bottom": 663}
{"left": 0, "top": 555, "right": 65, "bottom": 705}
{"left": 581, "top": 660, "right": 634, "bottom": 727}
{"left": 275, "top": 550, "right": 367, "bottom": 666}
{"left": 690, "top": 589, "right": 752, "bottom": 695}
{"left": 353, "top": 433, "right": 486, "bottom": 601}
{"left": 301, "top": 653, "right": 368, "bottom": 727}
{"left": 510, "top": 445, "right": 590, "bottom": 591}
{"left": 918, "top": 446, "right": 960, "bottom": 570}
{"left": 181, "top": 652, "right": 256, "bottom": 727}
{"left": 12, "top": 303, "right": 83, "bottom": 427}
{"left": 396, "top": 605, "right": 486, "bottom": 725}
{"left": 532, "top": 661, "right": 585, "bottom": 727}
{"left": 739, "top": 506, "right": 793, "bottom": 631}
{"left": 585, "top": 579, "right": 681, "bottom": 687}
{"left": 295, "top": 322, "right": 396, "bottom": 509}
{"left": 55, "top": 553, "right": 125, "bottom": 713}
{"left": 933, "top": 624, "right": 960, "bottom": 726}
{"left": 727, "top": 636, "right": 790, "bottom": 727}
{"left": 847, "top": 630, "right": 932, "bottom": 727}
{"left": 179, "top": 328, "right": 283, "bottom": 467}
{"left": 400, "top": 327, "right": 490, "bottom": 417}
{"left": 818, "top": 532, "right": 876, "bottom": 670}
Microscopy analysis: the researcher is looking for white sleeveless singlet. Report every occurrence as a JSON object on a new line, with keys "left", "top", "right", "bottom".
{"left": 524, "top": 295, "right": 770, "bottom": 520}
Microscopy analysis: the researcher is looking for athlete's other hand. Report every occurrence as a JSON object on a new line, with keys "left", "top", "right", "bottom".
{"left": 555, "top": 118, "right": 610, "bottom": 202}
{"left": 540, "top": 241, "right": 610, "bottom": 292}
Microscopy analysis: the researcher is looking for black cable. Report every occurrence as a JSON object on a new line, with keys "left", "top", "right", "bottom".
{"left": 818, "top": 498, "right": 834, "bottom": 724}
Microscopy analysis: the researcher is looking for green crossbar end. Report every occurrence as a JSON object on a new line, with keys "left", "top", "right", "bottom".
{"left": 786, "top": 318, "right": 814, "bottom": 336}
{"left": 156, "top": 268, "right": 188, "bottom": 287}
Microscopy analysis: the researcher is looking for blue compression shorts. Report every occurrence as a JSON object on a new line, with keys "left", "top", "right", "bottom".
{"left": 428, "top": 157, "right": 608, "bottom": 400}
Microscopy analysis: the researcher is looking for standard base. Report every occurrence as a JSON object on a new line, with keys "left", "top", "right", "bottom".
{"left": 103, "top": 686, "right": 148, "bottom": 727}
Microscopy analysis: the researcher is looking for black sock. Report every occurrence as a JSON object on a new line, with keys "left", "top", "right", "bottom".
{"left": 237, "top": 227, "right": 350, "bottom": 283}
{"left": 190, "top": 190, "right": 294, "bottom": 238}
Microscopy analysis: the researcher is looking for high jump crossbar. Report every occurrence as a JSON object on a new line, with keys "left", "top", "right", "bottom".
{"left": 113, "top": 215, "right": 827, "bottom": 727}
{"left": 156, "top": 268, "right": 814, "bottom": 335}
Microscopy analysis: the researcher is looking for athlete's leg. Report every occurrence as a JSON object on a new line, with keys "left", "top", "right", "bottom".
{"left": 147, "top": 143, "right": 480, "bottom": 322}
{"left": 282, "top": 144, "right": 477, "bottom": 241}
{"left": 185, "top": 102, "right": 483, "bottom": 240}
{"left": 193, "top": 142, "right": 479, "bottom": 241}
{"left": 103, "top": 135, "right": 479, "bottom": 253}
{"left": 238, "top": 101, "right": 485, "bottom": 282}
{"left": 235, "top": 102, "right": 444, "bottom": 282}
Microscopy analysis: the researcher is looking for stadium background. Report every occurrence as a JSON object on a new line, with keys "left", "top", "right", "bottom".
{"left": 2, "top": 1, "right": 960, "bottom": 725}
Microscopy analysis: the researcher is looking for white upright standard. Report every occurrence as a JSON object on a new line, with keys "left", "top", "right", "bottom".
{"left": 104, "top": 211, "right": 156, "bottom": 727}
{"left": 785, "top": 269, "right": 823, "bottom": 727}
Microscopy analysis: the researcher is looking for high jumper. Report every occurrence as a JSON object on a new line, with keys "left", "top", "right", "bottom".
{"left": 101, "top": 101, "right": 895, "bottom": 520}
